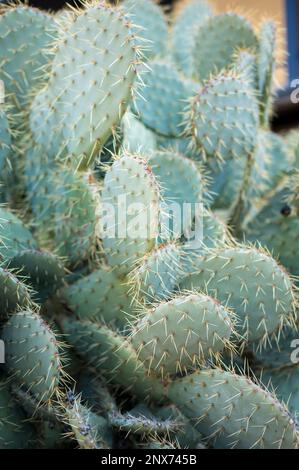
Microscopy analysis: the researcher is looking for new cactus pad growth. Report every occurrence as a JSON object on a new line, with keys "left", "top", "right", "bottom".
{"left": 0, "top": 0, "right": 298, "bottom": 450}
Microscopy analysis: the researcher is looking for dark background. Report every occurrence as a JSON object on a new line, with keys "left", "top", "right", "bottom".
{"left": 2, "top": 0, "right": 173, "bottom": 9}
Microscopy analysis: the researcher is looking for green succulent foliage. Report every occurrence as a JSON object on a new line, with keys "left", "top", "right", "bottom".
{"left": 7, "top": 249, "right": 65, "bottom": 303}
{"left": 37, "top": 418, "right": 70, "bottom": 449}
{"left": 0, "top": 267, "right": 31, "bottom": 321}
{"left": 24, "top": 143, "right": 57, "bottom": 222}
{"left": 287, "top": 130, "right": 299, "bottom": 167}
{"left": 0, "top": 6, "right": 56, "bottom": 115}
{"left": 122, "top": 0, "right": 168, "bottom": 59}
{"left": 30, "top": 2, "right": 139, "bottom": 170}
{"left": 109, "top": 408, "right": 182, "bottom": 437}
{"left": 246, "top": 177, "right": 299, "bottom": 276}
{"left": 130, "top": 242, "right": 182, "bottom": 302}
{"left": 10, "top": 386, "right": 70, "bottom": 449}
{"left": 258, "top": 20, "right": 277, "bottom": 126}
{"left": 131, "top": 293, "right": 235, "bottom": 378}
{"left": 180, "top": 246, "right": 297, "bottom": 345}
{"left": 134, "top": 61, "right": 197, "bottom": 138}
{"left": 0, "top": 207, "right": 37, "bottom": 261}
{"left": 167, "top": 368, "right": 299, "bottom": 449}
{"left": 60, "top": 318, "right": 164, "bottom": 403}
{"left": 191, "top": 13, "right": 258, "bottom": 81}
{"left": 140, "top": 438, "right": 178, "bottom": 449}
{"left": 171, "top": 0, "right": 213, "bottom": 77}
{"left": 233, "top": 48, "right": 258, "bottom": 88}
{"left": 76, "top": 371, "right": 118, "bottom": 417}
{"left": 0, "top": 381, "right": 35, "bottom": 449}
{"left": 26, "top": 152, "right": 100, "bottom": 265}
{"left": 182, "top": 210, "right": 229, "bottom": 273}
{"left": 148, "top": 150, "right": 205, "bottom": 238}
{"left": 2, "top": 310, "right": 62, "bottom": 402}
{"left": 259, "top": 366, "right": 299, "bottom": 417}
{"left": 0, "top": 109, "right": 11, "bottom": 178}
{"left": 0, "top": 0, "right": 298, "bottom": 451}
{"left": 153, "top": 404, "right": 204, "bottom": 449}
{"left": 208, "top": 157, "right": 247, "bottom": 210}
{"left": 63, "top": 393, "right": 113, "bottom": 449}
{"left": 101, "top": 153, "right": 161, "bottom": 275}
{"left": 247, "top": 131, "right": 293, "bottom": 208}
{"left": 122, "top": 110, "right": 157, "bottom": 155}
{"left": 61, "top": 265, "right": 132, "bottom": 328}
{"left": 53, "top": 170, "right": 100, "bottom": 264}
{"left": 186, "top": 70, "right": 259, "bottom": 162}
{"left": 155, "top": 134, "right": 194, "bottom": 158}
{"left": 234, "top": 131, "right": 295, "bottom": 229}
{"left": 251, "top": 326, "right": 299, "bottom": 371}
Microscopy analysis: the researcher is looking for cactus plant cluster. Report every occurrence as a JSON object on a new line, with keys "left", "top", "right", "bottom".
{"left": 0, "top": 0, "right": 298, "bottom": 449}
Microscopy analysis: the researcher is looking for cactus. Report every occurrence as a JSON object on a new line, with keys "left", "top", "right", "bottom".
{"left": 167, "top": 368, "right": 299, "bottom": 449}
{"left": 62, "top": 392, "right": 113, "bottom": 449}
{"left": 2, "top": 310, "right": 62, "bottom": 402}
{"left": 182, "top": 210, "right": 230, "bottom": 273}
{"left": 0, "top": 5, "right": 56, "bottom": 116}
{"left": 0, "top": 207, "right": 37, "bottom": 261}
{"left": 52, "top": 169, "right": 100, "bottom": 264}
{"left": 0, "top": 381, "right": 35, "bottom": 449}
{"left": 109, "top": 408, "right": 182, "bottom": 438}
{"left": 24, "top": 142, "right": 57, "bottom": 222}
{"left": 76, "top": 371, "right": 118, "bottom": 417}
{"left": 122, "top": 0, "right": 168, "bottom": 60}
{"left": 287, "top": 130, "right": 299, "bottom": 166}
{"left": 148, "top": 150, "right": 206, "bottom": 239}
{"left": 59, "top": 318, "right": 164, "bottom": 403}
{"left": 258, "top": 20, "right": 277, "bottom": 126}
{"left": 251, "top": 325, "right": 299, "bottom": 370}
{"left": 61, "top": 265, "right": 133, "bottom": 327}
{"left": 30, "top": 1, "right": 141, "bottom": 170}
{"left": 191, "top": 13, "right": 258, "bottom": 81}
{"left": 245, "top": 172, "right": 299, "bottom": 276}
{"left": 130, "top": 293, "right": 236, "bottom": 377}
{"left": 0, "top": 0, "right": 298, "bottom": 450}
{"left": 180, "top": 245, "right": 297, "bottom": 346}
{"left": 171, "top": 0, "right": 213, "bottom": 77}
{"left": 133, "top": 61, "right": 198, "bottom": 138}
{"left": 233, "top": 49, "right": 258, "bottom": 88}
{"left": 152, "top": 404, "right": 204, "bottom": 448}
{"left": 129, "top": 242, "right": 182, "bottom": 302}
{"left": 0, "top": 267, "right": 32, "bottom": 320}
{"left": 185, "top": 70, "right": 259, "bottom": 162}
{"left": 208, "top": 157, "right": 247, "bottom": 210}
{"left": 0, "top": 108, "right": 11, "bottom": 201}
{"left": 259, "top": 366, "right": 299, "bottom": 417}
{"left": 122, "top": 110, "right": 157, "bottom": 155}
{"left": 101, "top": 152, "right": 161, "bottom": 275}
{"left": 7, "top": 249, "right": 65, "bottom": 303}
{"left": 10, "top": 385, "right": 71, "bottom": 449}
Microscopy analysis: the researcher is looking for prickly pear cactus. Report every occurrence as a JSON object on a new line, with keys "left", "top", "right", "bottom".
{"left": 130, "top": 293, "right": 236, "bottom": 377}
{"left": 0, "top": 381, "right": 35, "bottom": 449}
{"left": 171, "top": 0, "right": 213, "bottom": 77}
{"left": 180, "top": 246, "right": 297, "bottom": 346}
{"left": 185, "top": 70, "right": 259, "bottom": 161}
{"left": 122, "top": 0, "right": 168, "bottom": 60}
{"left": 0, "top": 5, "right": 56, "bottom": 115}
{"left": 2, "top": 310, "right": 62, "bottom": 402}
{"left": 30, "top": 1, "right": 141, "bottom": 169}
{"left": 191, "top": 13, "right": 258, "bottom": 81}
{"left": 167, "top": 368, "right": 299, "bottom": 449}
{"left": 101, "top": 152, "right": 161, "bottom": 275}
{"left": 0, "top": 0, "right": 298, "bottom": 451}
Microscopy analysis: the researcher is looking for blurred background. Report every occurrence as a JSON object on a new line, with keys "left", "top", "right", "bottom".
{"left": 3, "top": 0, "right": 298, "bottom": 130}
